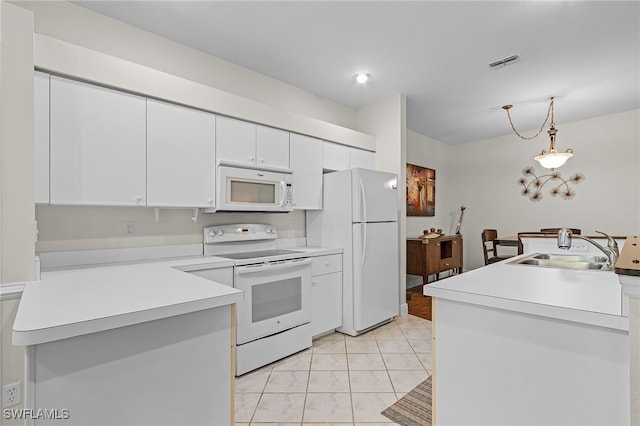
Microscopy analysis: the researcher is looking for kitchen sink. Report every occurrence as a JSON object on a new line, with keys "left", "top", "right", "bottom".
{"left": 508, "top": 253, "right": 610, "bottom": 271}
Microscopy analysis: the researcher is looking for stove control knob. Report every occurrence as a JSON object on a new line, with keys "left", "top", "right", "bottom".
{"left": 216, "top": 230, "right": 224, "bottom": 237}
{"left": 271, "top": 227, "right": 277, "bottom": 235}
{"left": 208, "top": 230, "right": 215, "bottom": 237}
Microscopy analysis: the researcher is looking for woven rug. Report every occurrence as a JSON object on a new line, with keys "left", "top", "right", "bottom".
{"left": 381, "top": 375, "right": 432, "bottom": 425}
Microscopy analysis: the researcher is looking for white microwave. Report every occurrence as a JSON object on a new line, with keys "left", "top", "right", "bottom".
{"left": 216, "top": 165, "right": 294, "bottom": 212}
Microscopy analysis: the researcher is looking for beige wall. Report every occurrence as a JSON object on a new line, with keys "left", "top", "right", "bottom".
{"left": 355, "top": 95, "right": 407, "bottom": 310}
{"left": 406, "top": 130, "right": 457, "bottom": 237}
{"left": 1, "top": 3, "right": 34, "bottom": 423}
{"left": 451, "top": 109, "right": 640, "bottom": 269}
{"left": 16, "top": 0, "right": 357, "bottom": 131}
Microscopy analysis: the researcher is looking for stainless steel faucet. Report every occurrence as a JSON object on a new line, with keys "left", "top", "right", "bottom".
{"left": 557, "top": 228, "right": 620, "bottom": 268}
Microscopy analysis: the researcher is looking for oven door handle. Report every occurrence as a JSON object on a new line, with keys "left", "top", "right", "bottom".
{"left": 235, "top": 258, "right": 311, "bottom": 274}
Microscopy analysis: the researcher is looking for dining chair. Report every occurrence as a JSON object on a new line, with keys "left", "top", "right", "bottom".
{"left": 540, "top": 227, "right": 581, "bottom": 235}
{"left": 481, "top": 229, "right": 513, "bottom": 265}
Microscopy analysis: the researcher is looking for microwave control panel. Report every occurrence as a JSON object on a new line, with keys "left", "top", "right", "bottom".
{"left": 285, "top": 183, "right": 294, "bottom": 206}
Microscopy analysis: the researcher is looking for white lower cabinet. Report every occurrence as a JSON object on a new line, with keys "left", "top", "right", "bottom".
{"left": 311, "top": 254, "right": 343, "bottom": 338}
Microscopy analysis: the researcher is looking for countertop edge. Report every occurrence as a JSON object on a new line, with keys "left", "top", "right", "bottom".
{"left": 424, "top": 285, "right": 629, "bottom": 331}
{"left": 13, "top": 290, "right": 242, "bottom": 346}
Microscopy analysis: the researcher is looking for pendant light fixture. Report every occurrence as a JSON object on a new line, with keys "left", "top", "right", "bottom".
{"left": 502, "top": 97, "right": 573, "bottom": 169}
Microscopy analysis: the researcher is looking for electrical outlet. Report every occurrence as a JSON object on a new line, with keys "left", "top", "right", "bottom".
{"left": 2, "top": 382, "right": 22, "bottom": 408}
{"left": 124, "top": 222, "right": 135, "bottom": 237}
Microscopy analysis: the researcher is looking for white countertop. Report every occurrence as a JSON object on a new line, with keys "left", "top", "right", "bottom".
{"left": 423, "top": 253, "right": 628, "bottom": 331}
{"left": 14, "top": 247, "right": 342, "bottom": 346}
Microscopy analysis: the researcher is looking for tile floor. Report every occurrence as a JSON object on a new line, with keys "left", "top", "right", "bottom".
{"left": 235, "top": 314, "right": 432, "bottom": 425}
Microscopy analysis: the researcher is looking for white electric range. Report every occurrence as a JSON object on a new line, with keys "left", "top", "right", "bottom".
{"left": 197, "top": 223, "right": 312, "bottom": 376}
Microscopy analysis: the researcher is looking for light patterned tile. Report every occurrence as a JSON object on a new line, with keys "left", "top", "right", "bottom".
{"left": 416, "top": 352, "right": 433, "bottom": 371}
{"left": 308, "top": 370, "right": 350, "bottom": 393}
{"left": 272, "top": 352, "right": 312, "bottom": 371}
{"left": 351, "top": 392, "right": 398, "bottom": 423}
{"left": 376, "top": 339, "right": 414, "bottom": 354}
{"left": 303, "top": 393, "right": 353, "bottom": 423}
{"left": 235, "top": 369, "right": 270, "bottom": 393}
{"left": 252, "top": 393, "right": 306, "bottom": 423}
{"left": 311, "top": 353, "right": 348, "bottom": 370}
{"left": 402, "top": 326, "right": 432, "bottom": 340}
{"left": 346, "top": 338, "right": 380, "bottom": 354}
{"left": 372, "top": 323, "right": 404, "bottom": 339}
{"left": 350, "top": 370, "right": 394, "bottom": 392}
{"left": 348, "top": 353, "right": 386, "bottom": 371}
{"left": 234, "top": 393, "right": 261, "bottom": 423}
{"left": 264, "top": 370, "right": 309, "bottom": 393}
{"left": 313, "top": 338, "right": 347, "bottom": 353}
{"left": 407, "top": 338, "right": 432, "bottom": 353}
{"left": 388, "top": 370, "right": 429, "bottom": 393}
{"left": 382, "top": 353, "right": 425, "bottom": 370}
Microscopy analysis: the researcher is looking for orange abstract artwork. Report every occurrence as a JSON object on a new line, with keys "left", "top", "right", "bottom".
{"left": 406, "top": 163, "right": 435, "bottom": 216}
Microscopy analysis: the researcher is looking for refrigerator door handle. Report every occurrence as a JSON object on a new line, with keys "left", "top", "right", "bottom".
{"left": 361, "top": 222, "right": 367, "bottom": 268}
{"left": 359, "top": 178, "right": 367, "bottom": 223}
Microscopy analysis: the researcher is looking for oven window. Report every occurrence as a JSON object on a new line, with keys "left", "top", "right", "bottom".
{"left": 252, "top": 277, "right": 302, "bottom": 323}
{"left": 230, "top": 180, "right": 276, "bottom": 204}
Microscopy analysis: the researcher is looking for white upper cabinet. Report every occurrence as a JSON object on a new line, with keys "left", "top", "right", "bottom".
{"left": 34, "top": 71, "right": 50, "bottom": 204}
{"left": 256, "top": 125, "right": 289, "bottom": 170}
{"left": 324, "top": 141, "right": 375, "bottom": 171}
{"left": 290, "top": 133, "right": 323, "bottom": 210}
{"left": 50, "top": 76, "right": 147, "bottom": 206}
{"left": 215, "top": 116, "right": 255, "bottom": 167}
{"left": 350, "top": 148, "right": 375, "bottom": 170}
{"left": 216, "top": 116, "right": 290, "bottom": 170}
{"left": 322, "top": 142, "right": 350, "bottom": 171}
{"left": 146, "top": 100, "right": 216, "bottom": 208}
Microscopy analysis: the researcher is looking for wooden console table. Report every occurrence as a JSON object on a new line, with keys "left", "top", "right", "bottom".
{"left": 407, "top": 234, "right": 463, "bottom": 283}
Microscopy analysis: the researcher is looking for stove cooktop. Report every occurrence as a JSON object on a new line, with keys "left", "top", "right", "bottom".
{"left": 217, "top": 249, "right": 302, "bottom": 260}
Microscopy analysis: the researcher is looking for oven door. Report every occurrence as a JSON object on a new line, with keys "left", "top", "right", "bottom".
{"left": 234, "top": 258, "right": 311, "bottom": 345}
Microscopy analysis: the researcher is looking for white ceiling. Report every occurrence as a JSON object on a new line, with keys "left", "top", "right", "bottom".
{"left": 73, "top": 1, "right": 640, "bottom": 144}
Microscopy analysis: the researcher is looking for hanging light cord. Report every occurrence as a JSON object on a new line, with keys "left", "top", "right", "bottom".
{"left": 503, "top": 97, "right": 554, "bottom": 140}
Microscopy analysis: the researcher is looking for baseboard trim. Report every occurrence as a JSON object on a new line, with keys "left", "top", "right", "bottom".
{"left": 399, "top": 303, "right": 409, "bottom": 316}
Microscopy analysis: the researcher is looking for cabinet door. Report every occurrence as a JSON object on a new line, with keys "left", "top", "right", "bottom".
{"left": 311, "top": 272, "right": 342, "bottom": 337}
{"left": 34, "top": 71, "right": 50, "bottom": 204}
{"left": 290, "top": 133, "right": 323, "bottom": 209}
{"left": 350, "top": 148, "right": 375, "bottom": 170}
{"left": 452, "top": 236, "right": 463, "bottom": 269}
{"left": 322, "top": 142, "right": 350, "bottom": 171}
{"left": 216, "top": 116, "right": 256, "bottom": 166}
{"left": 426, "top": 241, "right": 441, "bottom": 275}
{"left": 50, "top": 76, "right": 146, "bottom": 206}
{"left": 256, "top": 125, "right": 289, "bottom": 170}
{"left": 147, "top": 100, "right": 215, "bottom": 208}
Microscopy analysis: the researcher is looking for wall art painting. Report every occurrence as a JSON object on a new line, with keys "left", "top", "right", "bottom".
{"left": 406, "top": 163, "right": 435, "bottom": 216}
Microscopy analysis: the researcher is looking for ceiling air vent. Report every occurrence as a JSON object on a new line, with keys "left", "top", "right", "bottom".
{"left": 488, "top": 54, "right": 522, "bottom": 70}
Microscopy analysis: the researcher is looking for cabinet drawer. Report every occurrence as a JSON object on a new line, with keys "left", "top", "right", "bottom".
{"left": 311, "top": 254, "right": 342, "bottom": 276}
{"left": 439, "top": 259, "right": 456, "bottom": 271}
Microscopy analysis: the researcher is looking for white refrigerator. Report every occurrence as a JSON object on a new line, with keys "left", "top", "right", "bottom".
{"left": 307, "top": 168, "right": 399, "bottom": 336}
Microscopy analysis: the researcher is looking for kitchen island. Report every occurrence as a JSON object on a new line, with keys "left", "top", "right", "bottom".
{"left": 13, "top": 257, "right": 243, "bottom": 426}
{"left": 424, "top": 237, "right": 629, "bottom": 425}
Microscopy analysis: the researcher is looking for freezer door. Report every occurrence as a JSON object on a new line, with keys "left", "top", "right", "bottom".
{"left": 351, "top": 168, "right": 398, "bottom": 223}
{"left": 352, "top": 222, "right": 399, "bottom": 331}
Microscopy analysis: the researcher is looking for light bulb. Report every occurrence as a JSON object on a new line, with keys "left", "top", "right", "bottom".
{"left": 356, "top": 73, "right": 368, "bottom": 84}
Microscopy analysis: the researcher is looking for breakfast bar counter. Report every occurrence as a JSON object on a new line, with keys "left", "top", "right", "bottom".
{"left": 423, "top": 239, "right": 630, "bottom": 425}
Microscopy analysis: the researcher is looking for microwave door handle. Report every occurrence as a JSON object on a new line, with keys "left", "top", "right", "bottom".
{"left": 279, "top": 181, "right": 286, "bottom": 207}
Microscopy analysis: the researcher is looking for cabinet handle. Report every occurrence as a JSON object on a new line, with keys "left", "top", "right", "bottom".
{"left": 258, "top": 158, "right": 264, "bottom": 163}
{"left": 135, "top": 196, "right": 143, "bottom": 205}
{"left": 312, "top": 280, "right": 318, "bottom": 286}
{"left": 249, "top": 157, "right": 255, "bottom": 162}
{"left": 325, "top": 262, "right": 331, "bottom": 266}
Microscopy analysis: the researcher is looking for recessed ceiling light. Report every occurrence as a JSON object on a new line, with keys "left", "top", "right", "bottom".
{"left": 356, "top": 73, "right": 369, "bottom": 84}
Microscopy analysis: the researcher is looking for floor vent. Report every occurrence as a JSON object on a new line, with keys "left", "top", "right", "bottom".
{"left": 488, "top": 54, "right": 522, "bottom": 70}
